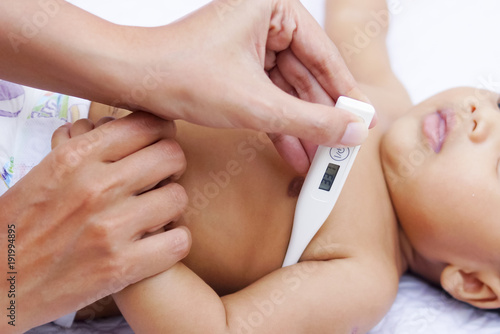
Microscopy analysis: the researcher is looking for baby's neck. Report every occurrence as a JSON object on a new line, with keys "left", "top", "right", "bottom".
{"left": 396, "top": 226, "right": 446, "bottom": 285}
{"left": 397, "top": 227, "right": 412, "bottom": 276}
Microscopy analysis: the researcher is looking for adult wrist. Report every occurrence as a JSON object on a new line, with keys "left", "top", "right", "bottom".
{"left": 107, "top": 24, "right": 188, "bottom": 119}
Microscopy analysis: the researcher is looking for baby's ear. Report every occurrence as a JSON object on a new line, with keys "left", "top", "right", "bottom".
{"left": 441, "top": 265, "right": 500, "bottom": 309}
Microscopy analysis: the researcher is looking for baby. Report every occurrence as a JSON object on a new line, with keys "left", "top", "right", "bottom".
{"left": 61, "top": 0, "right": 500, "bottom": 332}
{"left": 330, "top": 0, "right": 500, "bottom": 311}
{"left": 327, "top": 0, "right": 500, "bottom": 311}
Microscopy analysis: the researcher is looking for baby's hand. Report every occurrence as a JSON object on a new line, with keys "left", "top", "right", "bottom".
{"left": 51, "top": 117, "right": 115, "bottom": 149}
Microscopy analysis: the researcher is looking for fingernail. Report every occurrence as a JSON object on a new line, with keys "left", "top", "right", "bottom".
{"left": 340, "top": 122, "right": 368, "bottom": 147}
{"left": 172, "top": 227, "right": 191, "bottom": 255}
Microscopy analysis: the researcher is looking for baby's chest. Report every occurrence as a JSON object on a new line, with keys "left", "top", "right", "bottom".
{"left": 175, "top": 193, "right": 295, "bottom": 295}
{"left": 174, "top": 124, "right": 303, "bottom": 295}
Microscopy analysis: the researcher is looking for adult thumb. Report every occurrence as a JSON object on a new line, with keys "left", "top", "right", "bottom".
{"left": 259, "top": 86, "right": 369, "bottom": 150}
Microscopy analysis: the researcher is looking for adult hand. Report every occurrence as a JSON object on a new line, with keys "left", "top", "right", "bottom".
{"left": 0, "top": 112, "right": 190, "bottom": 332}
{"left": 0, "top": 0, "right": 372, "bottom": 174}
{"left": 121, "top": 0, "right": 374, "bottom": 173}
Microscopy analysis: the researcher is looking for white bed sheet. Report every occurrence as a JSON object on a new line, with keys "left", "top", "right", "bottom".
{"left": 386, "top": 0, "right": 500, "bottom": 104}
{"left": 30, "top": 0, "right": 500, "bottom": 333}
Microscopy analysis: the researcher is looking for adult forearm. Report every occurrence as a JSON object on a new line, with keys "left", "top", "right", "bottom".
{"left": 0, "top": 0, "right": 136, "bottom": 105}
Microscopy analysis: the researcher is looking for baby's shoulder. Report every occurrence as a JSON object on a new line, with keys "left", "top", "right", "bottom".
{"left": 300, "top": 213, "right": 401, "bottom": 304}
{"left": 295, "top": 241, "right": 400, "bottom": 326}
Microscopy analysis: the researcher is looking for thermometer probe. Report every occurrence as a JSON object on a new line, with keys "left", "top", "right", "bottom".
{"left": 282, "top": 97, "right": 375, "bottom": 267}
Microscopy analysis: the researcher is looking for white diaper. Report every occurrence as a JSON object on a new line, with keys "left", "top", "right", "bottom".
{"left": 0, "top": 80, "right": 90, "bottom": 327}
{"left": 0, "top": 80, "right": 90, "bottom": 195}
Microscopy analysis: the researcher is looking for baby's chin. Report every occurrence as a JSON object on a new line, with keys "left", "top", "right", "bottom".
{"left": 379, "top": 115, "right": 414, "bottom": 188}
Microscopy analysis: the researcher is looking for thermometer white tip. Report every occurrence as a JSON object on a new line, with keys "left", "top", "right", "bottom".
{"left": 282, "top": 97, "right": 375, "bottom": 267}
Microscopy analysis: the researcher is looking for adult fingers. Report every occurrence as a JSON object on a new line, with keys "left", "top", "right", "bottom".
{"left": 69, "top": 118, "right": 95, "bottom": 137}
{"left": 266, "top": 0, "right": 376, "bottom": 129}
{"left": 52, "top": 118, "right": 111, "bottom": 150}
{"left": 124, "top": 226, "right": 191, "bottom": 284}
{"left": 275, "top": 50, "right": 376, "bottom": 151}
{"left": 275, "top": 48, "right": 334, "bottom": 159}
{"left": 82, "top": 112, "right": 177, "bottom": 162}
{"left": 251, "top": 80, "right": 369, "bottom": 148}
{"left": 113, "top": 138, "right": 186, "bottom": 195}
{"left": 283, "top": 1, "right": 369, "bottom": 103}
{"left": 271, "top": 50, "right": 336, "bottom": 172}
{"left": 267, "top": 132, "right": 310, "bottom": 173}
{"left": 127, "top": 183, "right": 188, "bottom": 238}
{"left": 95, "top": 116, "right": 115, "bottom": 128}
{"left": 268, "top": 66, "right": 310, "bottom": 173}
{"left": 266, "top": 50, "right": 367, "bottom": 169}
{"left": 268, "top": 65, "right": 297, "bottom": 97}
{"left": 51, "top": 123, "right": 72, "bottom": 149}
{"left": 276, "top": 49, "right": 335, "bottom": 107}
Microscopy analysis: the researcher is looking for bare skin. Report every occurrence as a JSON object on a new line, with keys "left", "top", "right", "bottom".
{"left": 71, "top": 1, "right": 500, "bottom": 331}
{"left": 1, "top": 1, "right": 373, "bottom": 328}
{"left": 77, "top": 5, "right": 406, "bottom": 327}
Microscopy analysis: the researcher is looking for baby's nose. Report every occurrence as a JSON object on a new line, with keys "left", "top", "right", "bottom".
{"left": 466, "top": 103, "right": 500, "bottom": 143}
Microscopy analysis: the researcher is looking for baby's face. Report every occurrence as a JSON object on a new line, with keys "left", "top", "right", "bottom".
{"left": 381, "top": 87, "right": 500, "bottom": 278}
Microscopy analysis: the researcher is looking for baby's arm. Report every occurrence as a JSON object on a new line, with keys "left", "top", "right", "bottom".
{"left": 325, "top": 0, "right": 412, "bottom": 120}
{"left": 114, "top": 258, "right": 395, "bottom": 333}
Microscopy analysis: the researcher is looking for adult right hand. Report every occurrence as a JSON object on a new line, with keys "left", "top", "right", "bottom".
{"left": 0, "top": 112, "right": 190, "bottom": 333}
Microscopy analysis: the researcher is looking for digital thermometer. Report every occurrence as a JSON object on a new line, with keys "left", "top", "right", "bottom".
{"left": 282, "top": 97, "right": 375, "bottom": 267}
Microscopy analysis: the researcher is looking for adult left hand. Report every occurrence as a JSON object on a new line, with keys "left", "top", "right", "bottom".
{"left": 129, "top": 0, "right": 373, "bottom": 173}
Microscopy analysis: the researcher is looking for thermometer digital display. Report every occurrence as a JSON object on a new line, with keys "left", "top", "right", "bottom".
{"left": 282, "top": 97, "right": 375, "bottom": 267}
{"left": 319, "top": 163, "right": 340, "bottom": 191}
